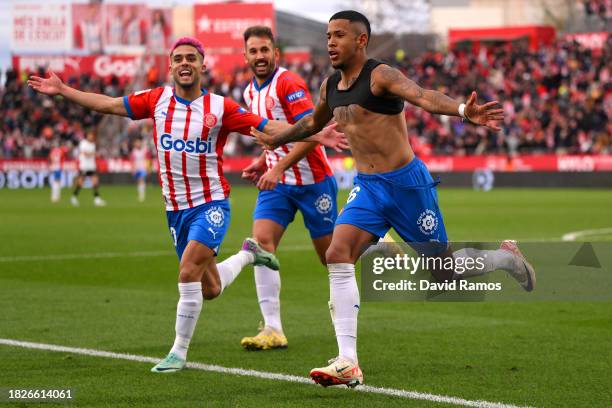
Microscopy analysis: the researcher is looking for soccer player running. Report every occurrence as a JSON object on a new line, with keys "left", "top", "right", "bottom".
{"left": 252, "top": 11, "right": 536, "bottom": 387}
{"left": 71, "top": 131, "right": 106, "bottom": 207}
{"left": 238, "top": 26, "right": 338, "bottom": 351}
{"left": 28, "top": 37, "right": 345, "bottom": 373}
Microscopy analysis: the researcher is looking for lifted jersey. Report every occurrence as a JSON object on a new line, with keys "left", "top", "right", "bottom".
{"left": 244, "top": 67, "right": 332, "bottom": 185}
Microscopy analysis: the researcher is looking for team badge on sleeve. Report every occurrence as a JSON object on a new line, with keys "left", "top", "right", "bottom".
{"left": 205, "top": 206, "right": 225, "bottom": 227}
{"left": 286, "top": 89, "right": 306, "bottom": 103}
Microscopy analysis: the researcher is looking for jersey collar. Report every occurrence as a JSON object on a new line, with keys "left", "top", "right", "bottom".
{"left": 252, "top": 68, "right": 279, "bottom": 92}
{"left": 172, "top": 87, "right": 209, "bottom": 106}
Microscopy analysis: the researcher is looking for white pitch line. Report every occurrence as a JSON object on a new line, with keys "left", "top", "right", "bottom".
{"left": 561, "top": 228, "right": 612, "bottom": 242}
{"left": 0, "top": 245, "right": 315, "bottom": 263}
{"left": 0, "top": 338, "right": 530, "bottom": 408}
{"left": 0, "top": 250, "right": 173, "bottom": 263}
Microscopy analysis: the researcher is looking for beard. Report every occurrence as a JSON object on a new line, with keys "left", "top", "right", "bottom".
{"left": 250, "top": 61, "right": 275, "bottom": 80}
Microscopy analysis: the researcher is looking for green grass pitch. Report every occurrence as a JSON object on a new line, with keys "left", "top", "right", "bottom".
{"left": 1, "top": 185, "right": 611, "bottom": 407}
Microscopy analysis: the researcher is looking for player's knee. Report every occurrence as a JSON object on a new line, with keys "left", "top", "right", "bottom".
{"left": 325, "top": 244, "right": 352, "bottom": 264}
{"left": 254, "top": 234, "right": 276, "bottom": 253}
{"left": 179, "top": 262, "right": 203, "bottom": 283}
{"left": 202, "top": 283, "right": 221, "bottom": 300}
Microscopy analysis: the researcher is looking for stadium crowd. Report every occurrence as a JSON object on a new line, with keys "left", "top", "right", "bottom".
{"left": 0, "top": 35, "right": 610, "bottom": 159}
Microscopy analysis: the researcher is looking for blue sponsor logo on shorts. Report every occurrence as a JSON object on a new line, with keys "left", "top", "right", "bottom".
{"left": 286, "top": 89, "right": 305, "bottom": 102}
{"left": 160, "top": 133, "right": 213, "bottom": 154}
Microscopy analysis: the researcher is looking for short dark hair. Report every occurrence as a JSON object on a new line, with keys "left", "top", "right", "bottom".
{"left": 243, "top": 26, "right": 275, "bottom": 44}
{"left": 329, "top": 10, "right": 371, "bottom": 42}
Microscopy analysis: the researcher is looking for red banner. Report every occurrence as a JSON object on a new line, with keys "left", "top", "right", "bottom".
{"left": 2, "top": 155, "right": 612, "bottom": 174}
{"left": 12, "top": 54, "right": 167, "bottom": 81}
{"left": 564, "top": 32, "right": 609, "bottom": 51}
{"left": 194, "top": 2, "right": 274, "bottom": 73}
{"left": 194, "top": 3, "right": 274, "bottom": 50}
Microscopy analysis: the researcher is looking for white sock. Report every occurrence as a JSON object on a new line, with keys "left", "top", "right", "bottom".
{"left": 217, "top": 250, "right": 254, "bottom": 293}
{"left": 137, "top": 182, "right": 145, "bottom": 201}
{"left": 328, "top": 263, "right": 359, "bottom": 363}
{"left": 254, "top": 265, "right": 282, "bottom": 333}
{"left": 452, "top": 248, "right": 515, "bottom": 279}
{"left": 170, "top": 282, "right": 203, "bottom": 360}
{"left": 51, "top": 180, "right": 60, "bottom": 201}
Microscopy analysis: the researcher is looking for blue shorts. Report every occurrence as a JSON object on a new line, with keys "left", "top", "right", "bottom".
{"left": 254, "top": 176, "right": 338, "bottom": 239}
{"left": 51, "top": 170, "right": 62, "bottom": 181}
{"left": 166, "top": 199, "right": 230, "bottom": 260}
{"left": 336, "top": 158, "right": 448, "bottom": 255}
{"left": 134, "top": 170, "right": 147, "bottom": 180}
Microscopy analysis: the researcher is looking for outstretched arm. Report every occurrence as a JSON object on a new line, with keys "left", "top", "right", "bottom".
{"left": 28, "top": 71, "right": 128, "bottom": 116}
{"left": 372, "top": 65, "right": 504, "bottom": 131}
{"left": 254, "top": 79, "right": 335, "bottom": 149}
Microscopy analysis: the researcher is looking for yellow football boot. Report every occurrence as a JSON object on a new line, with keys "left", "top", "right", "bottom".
{"left": 241, "top": 324, "right": 288, "bottom": 351}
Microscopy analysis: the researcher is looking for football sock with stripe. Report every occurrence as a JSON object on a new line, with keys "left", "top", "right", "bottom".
{"left": 452, "top": 248, "right": 515, "bottom": 279}
{"left": 328, "top": 263, "right": 359, "bottom": 363}
{"left": 217, "top": 250, "right": 254, "bottom": 293}
{"left": 254, "top": 265, "right": 282, "bottom": 333}
{"left": 170, "top": 282, "right": 203, "bottom": 360}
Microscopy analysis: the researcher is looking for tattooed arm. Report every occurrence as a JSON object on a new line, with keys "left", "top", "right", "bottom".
{"left": 371, "top": 65, "right": 504, "bottom": 130}
{"left": 371, "top": 64, "right": 460, "bottom": 116}
{"left": 254, "top": 79, "right": 335, "bottom": 149}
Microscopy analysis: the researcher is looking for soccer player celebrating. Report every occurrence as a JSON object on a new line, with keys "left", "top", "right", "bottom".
{"left": 252, "top": 11, "right": 535, "bottom": 387}
{"left": 71, "top": 131, "right": 106, "bottom": 207}
{"left": 28, "top": 37, "right": 345, "bottom": 373}
{"left": 238, "top": 26, "right": 337, "bottom": 351}
{"left": 130, "top": 137, "right": 149, "bottom": 202}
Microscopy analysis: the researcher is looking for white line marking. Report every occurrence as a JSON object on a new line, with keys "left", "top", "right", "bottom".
{"left": 0, "top": 338, "right": 530, "bottom": 408}
{"left": 0, "top": 245, "right": 315, "bottom": 263}
{"left": 0, "top": 250, "right": 172, "bottom": 263}
{"left": 562, "top": 228, "right": 612, "bottom": 242}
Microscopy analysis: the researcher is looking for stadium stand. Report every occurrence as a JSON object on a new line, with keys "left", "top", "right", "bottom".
{"left": 1, "top": 36, "right": 609, "bottom": 159}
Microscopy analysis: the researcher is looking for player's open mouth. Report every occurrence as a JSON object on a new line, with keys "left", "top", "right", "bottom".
{"left": 179, "top": 70, "right": 192, "bottom": 78}
{"left": 328, "top": 51, "right": 338, "bottom": 60}
{"left": 254, "top": 61, "right": 268, "bottom": 71}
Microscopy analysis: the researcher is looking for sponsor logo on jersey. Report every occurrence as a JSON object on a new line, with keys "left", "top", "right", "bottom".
{"left": 160, "top": 133, "right": 213, "bottom": 154}
{"left": 286, "top": 89, "right": 305, "bottom": 103}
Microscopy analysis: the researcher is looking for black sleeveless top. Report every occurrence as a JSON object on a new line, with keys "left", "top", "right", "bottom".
{"left": 326, "top": 59, "right": 404, "bottom": 115}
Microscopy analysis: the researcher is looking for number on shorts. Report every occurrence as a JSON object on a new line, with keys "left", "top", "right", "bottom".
{"left": 347, "top": 186, "right": 360, "bottom": 203}
{"left": 169, "top": 227, "right": 177, "bottom": 247}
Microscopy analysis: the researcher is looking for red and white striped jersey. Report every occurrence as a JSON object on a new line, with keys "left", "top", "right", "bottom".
{"left": 124, "top": 86, "right": 267, "bottom": 211}
{"left": 244, "top": 67, "right": 333, "bottom": 185}
{"left": 131, "top": 146, "right": 148, "bottom": 172}
{"left": 49, "top": 147, "right": 66, "bottom": 171}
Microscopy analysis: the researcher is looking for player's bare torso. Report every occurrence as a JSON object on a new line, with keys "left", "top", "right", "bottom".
{"left": 330, "top": 73, "right": 415, "bottom": 174}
